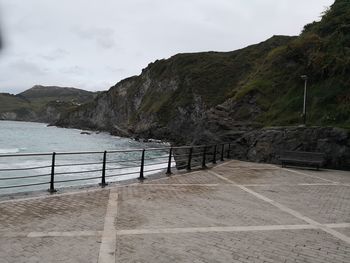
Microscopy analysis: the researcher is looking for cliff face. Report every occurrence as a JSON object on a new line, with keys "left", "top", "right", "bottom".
{"left": 56, "top": 35, "right": 293, "bottom": 143}
{"left": 56, "top": 0, "right": 350, "bottom": 145}
{"left": 54, "top": 0, "right": 350, "bottom": 168}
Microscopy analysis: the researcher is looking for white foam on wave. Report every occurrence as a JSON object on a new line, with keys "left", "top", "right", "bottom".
{"left": 0, "top": 148, "right": 20, "bottom": 154}
{"left": 0, "top": 147, "right": 27, "bottom": 154}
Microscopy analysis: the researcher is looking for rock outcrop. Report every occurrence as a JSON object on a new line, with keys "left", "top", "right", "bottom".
{"left": 229, "top": 126, "right": 350, "bottom": 169}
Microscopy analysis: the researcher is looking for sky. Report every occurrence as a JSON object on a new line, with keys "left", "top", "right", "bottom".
{"left": 0, "top": 0, "right": 334, "bottom": 94}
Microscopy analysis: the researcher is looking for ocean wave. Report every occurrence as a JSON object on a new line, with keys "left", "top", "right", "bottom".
{"left": 0, "top": 148, "right": 20, "bottom": 154}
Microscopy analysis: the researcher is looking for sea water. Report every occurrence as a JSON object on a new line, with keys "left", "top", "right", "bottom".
{"left": 0, "top": 121, "right": 170, "bottom": 194}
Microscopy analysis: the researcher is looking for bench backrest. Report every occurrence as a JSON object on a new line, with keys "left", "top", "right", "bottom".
{"left": 280, "top": 151, "right": 325, "bottom": 161}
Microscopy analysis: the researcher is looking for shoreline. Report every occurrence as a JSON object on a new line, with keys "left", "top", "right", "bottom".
{"left": 54, "top": 122, "right": 173, "bottom": 145}
{"left": 0, "top": 119, "right": 171, "bottom": 148}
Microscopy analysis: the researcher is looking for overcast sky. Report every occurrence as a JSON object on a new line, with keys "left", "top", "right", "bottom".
{"left": 0, "top": 0, "right": 334, "bottom": 94}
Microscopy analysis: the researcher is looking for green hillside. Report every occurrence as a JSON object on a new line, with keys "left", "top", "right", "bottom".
{"left": 133, "top": 0, "right": 350, "bottom": 129}
{"left": 19, "top": 85, "right": 95, "bottom": 105}
{"left": 251, "top": 0, "right": 350, "bottom": 128}
{"left": 0, "top": 93, "right": 30, "bottom": 112}
{"left": 138, "top": 35, "right": 294, "bottom": 124}
{"left": 0, "top": 85, "right": 96, "bottom": 122}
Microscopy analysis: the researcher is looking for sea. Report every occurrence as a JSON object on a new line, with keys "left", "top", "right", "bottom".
{"left": 0, "top": 121, "right": 170, "bottom": 195}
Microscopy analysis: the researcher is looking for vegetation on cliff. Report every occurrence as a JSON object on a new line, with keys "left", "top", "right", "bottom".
{"left": 54, "top": 0, "right": 350, "bottom": 143}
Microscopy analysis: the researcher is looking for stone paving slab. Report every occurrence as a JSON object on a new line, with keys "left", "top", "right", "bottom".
{"left": 116, "top": 229, "right": 350, "bottom": 263}
{"left": 143, "top": 170, "right": 225, "bottom": 185}
{"left": 213, "top": 164, "right": 326, "bottom": 185}
{"left": 338, "top": 228, "right": 350, "bottom": 237}
{"left": 0, "top": 236, "right": 101, "bottom": 263}
{"left": 291, "top": 169, "right": 350, "bottom": 184}
{"left": 226, "top": 160, "right": 279, "bottom": 169}
{"left": 116, "top": 184, "right": 303, "bottom": 230}
{"left": 0, "top": 190, "right": 109, "bottom": 232}
{"left": 249, "top": 184, "right": 350, "bottom": 224}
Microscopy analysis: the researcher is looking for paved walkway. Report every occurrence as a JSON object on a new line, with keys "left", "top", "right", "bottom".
{"left": 0, "top": 160, "right": 349, "bottom": 262}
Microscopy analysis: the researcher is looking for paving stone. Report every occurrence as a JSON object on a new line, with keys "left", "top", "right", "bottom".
{"left": 249, "top": 185, "right": 350, "bottom": 224}
{"left": 337, "top": 228, "right": 350, "bottom": 237}
{"left": 116, "top": 184, "right": 303, "bottom": 230}
{"left": 0, "top": 236, "right": 100, "bottom": 263}
{"left": 143, "top": 170, "right": 224, "bottom": 185}
{"left": 0, "top": 190, "right": 110, "bottom": 232}
{"left": 213, "top": 163, "right": 326, "bottom": 185}
{"left": 294, "top": 169, "right": 350, "bottom": 184}
{"left": 116, "top": 229, "right": 350, "bottom": 263}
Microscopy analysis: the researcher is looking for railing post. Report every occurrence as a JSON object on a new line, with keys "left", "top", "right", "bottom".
{"left": 166, "top": 148, "right": 173, "bottom": 175}
{"left": 227, "top": 143, "right": 231, "bottom": 159}
{"left": 100, "top": 150, "right": 108, "bottom": 187}
{"left": 187, "top": 147, "right": 193, "bottom": 171}
{"left": 202, "top": 146, "right": 207, "bottom": 169}
{"left": 221, "top": 144, "right": 225, "bottom": 161}
{"left": 212, "top": 145, "right": 217, "bottom": 164}
{"left": 139, "top": 149, "right": 145, "bottom": 181}
{"left": 48, "top": 152, "right": 57, "bottom": 193}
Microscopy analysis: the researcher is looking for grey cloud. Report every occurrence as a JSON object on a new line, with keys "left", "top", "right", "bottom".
{"left": 0, "top": 0, "right": 335, "bottom": 93}
{"left": 72, "top": 27, "right": 116, "bottom": 49}
{"left": 40, "top": 48, "right": 69, "bottom": 61}
{"left": 59, "top": 65, "right": 87, "bottom": 75}
{"left": 105, "top": 65, "right": 126, "bottom": 74}
{"left": 8, "top": 59, "right": 48, "bottom": 75}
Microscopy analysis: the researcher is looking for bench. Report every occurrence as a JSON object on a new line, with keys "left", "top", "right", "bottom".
{"left": 279, "top": 151, "right": 325, "bottom": 170}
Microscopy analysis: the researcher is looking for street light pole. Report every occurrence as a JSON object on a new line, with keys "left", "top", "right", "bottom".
{"left": 301, "top": 75, "right": 308, "bottom": 125}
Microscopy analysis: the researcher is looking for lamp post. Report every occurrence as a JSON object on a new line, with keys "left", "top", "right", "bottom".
{"left": 301, "top": 75, "right": 308, "bottom": 125}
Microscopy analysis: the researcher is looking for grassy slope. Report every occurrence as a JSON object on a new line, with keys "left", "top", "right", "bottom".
{"left": 125, "top": 35, "right": 293, "bottom": 125}
{"left": 18, "top": 85, "right": 95, "bottom": 108}
{"left": 0, "top": 93, "right": 31, "bottom": 112}
{"left": 0, "top": 86, "right": 96, "bottom": 118}
{"left": 253, "top": 0, "right": 350, "bottom": 128}
{"left": 130, "top": 0, "right": 350, "bottom": 129}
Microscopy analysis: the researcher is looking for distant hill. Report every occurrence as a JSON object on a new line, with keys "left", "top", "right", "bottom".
{"left": 0, "top": 85, "right": 97, "bottom": 123}
{"left": 0, "top": 93, "right": 30, "bottom": 112}
{"left": 56, "top": 0, "right": 350, "bottom": 145}
{"left": 19, "top": 85, "right": 94, "bottom": 103}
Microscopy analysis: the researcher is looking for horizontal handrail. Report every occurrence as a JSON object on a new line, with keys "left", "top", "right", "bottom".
{"left": 0, "top": 143, "right": 226, "bottom": 158}
{"left": 144, "top": 161, "right": 169, "bottom": 167}
{"left": 0, "top": 181, "right": 50, "bottom": 189}
{"left": 55, "top": 161, "right": 103, "bottom": 167}
{"left": 105, "top": 171, "right": 139, "bottom": 178}
{"left": 54, "top": 168, "right": 103, "bottom": 176}
{"left": 0, "top": 173, "right": 51, "bottom": 180}
{"left": 0, "top": 165, "right": 52, "bottom": 172}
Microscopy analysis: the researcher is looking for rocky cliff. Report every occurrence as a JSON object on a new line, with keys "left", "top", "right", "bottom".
{"left": 56, "top": 35, "right": 293, "bottom": 143}
{"left": 55, "top": 0, "right": 350, "bottom": 168}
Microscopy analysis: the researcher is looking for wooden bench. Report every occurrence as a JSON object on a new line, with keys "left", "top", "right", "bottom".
{"left": 279, "top": 151, "right": 325, "bottom": 170}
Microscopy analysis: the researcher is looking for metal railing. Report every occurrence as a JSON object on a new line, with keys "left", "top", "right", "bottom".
{"left": 0, "top": 143, "right": 232, "bottom": 194}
